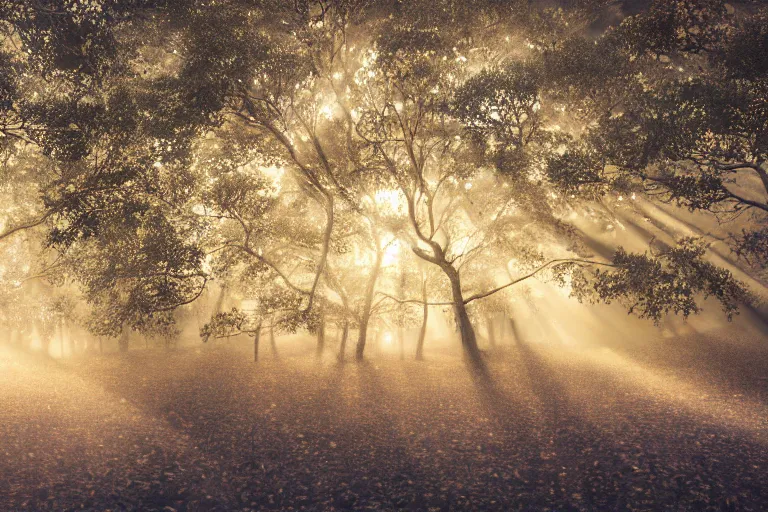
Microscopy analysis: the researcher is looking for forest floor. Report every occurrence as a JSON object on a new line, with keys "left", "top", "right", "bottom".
{"left": 1, "top": 322, "right": 767, "bottom": 511}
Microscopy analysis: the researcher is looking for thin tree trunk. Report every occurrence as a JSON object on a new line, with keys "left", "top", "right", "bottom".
{"left": 269, "top": 322, "right": 278, "bottom": 358}
{"left": 500, "top": 314, "right": 507, "bottom": 342}
{"left": 356, "top": 240, "right": 383, "bottom": 361}
{"left": 316, "top": 314, "right": 325, "bottom": 358}
{"left": 416, "top": 277, "right": 428, "bottom": 360}
{"left": 59, "top": 317, "right": 64, "bottom": 358}
{"left": 508, "top": 316, "right": 521, "bottom": 344}
{"left": 119, "top": 327, "right": 130, "bottom": 352}
{"left": 254, "top": 321, "right": 262, "bottom": 362}
{"left": 486, "top": 314, "right": 496, "bottom": 349}
{"left": 212, "top": 283, "right": 228, "bottom": 315}
{"left": 33, "top": 319, "right": 49, "bottom": 356}
{"left": 338, "top": 320, "right": 349, "bottom": 362}
{"left": 398, "top": 267, "right": 406, "bottom": 360}
{"left": 65, "top": 319, "right": 74, "bottom": 355}
{"left": 373, "top": 324, "right": 382, "bottom": 356}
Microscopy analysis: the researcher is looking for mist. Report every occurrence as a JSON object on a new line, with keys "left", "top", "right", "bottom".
{"left": 2, "top": 1, "right": 767, "bottom": 510}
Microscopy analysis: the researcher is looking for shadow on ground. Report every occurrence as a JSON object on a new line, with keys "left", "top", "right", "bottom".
{"left": 1, "top": 321, "right": 767, "bottom": 511}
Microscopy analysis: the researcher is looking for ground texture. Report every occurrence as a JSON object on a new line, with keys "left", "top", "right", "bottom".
{"left": 1, "top": 324, "right": 767, "bottom": 511}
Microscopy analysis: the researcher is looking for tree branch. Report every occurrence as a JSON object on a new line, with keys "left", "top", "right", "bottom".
{"left": 463, "top": 258, "right": 617, "bottom": 305}
{"left": 0, "top": 212, "right": 51, "bottom": 242}
{"left": 375, "top": 291, "right": 453, "bottom": 307}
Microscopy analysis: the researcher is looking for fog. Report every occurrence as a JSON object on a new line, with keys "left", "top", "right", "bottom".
{"left": 3, "top": 0, "right": 768, "bottom": 510}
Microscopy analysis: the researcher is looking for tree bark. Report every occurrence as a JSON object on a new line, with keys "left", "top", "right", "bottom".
{"left": 398, "top": 267, "right": 406, "bottom": 360}
{"left": 415, "top": 288, "right": 428, "bottom": 361}
{"left": 338, "top": 320, "right": 349, "bottom": 362}
{"left": 59, "top": 317, "right": 65, "bottom": 358}
{"left": 445, "top": 266, "right": 482, "bottom": 363}
{"left": 356, "top": 240, "right": 383, "bottom": 361}
{"left": 118, "top": 327, "right": 130, "bottom": 352}
{"left": 40, "top": 331, "right": 51, "bottom": 356}
{"left": 508, "top": 315, "right": 521, "bottom": 344}
{"left": 269, "top": 322, "right": 278, "bottom": 358}
{"left": 254, "top": 321, "right": 263, "bottom": 362}
{"left": 66, "top": 320, "right": 77, "bottom": 355}
{"left": 212, "top": 283, "right": 228, "bottom": 315}
{"left": 316, "top": 314, "right": 325, "bottom": 358}
{"left": 486, "top": 314, "right": 496, "bottom": 349}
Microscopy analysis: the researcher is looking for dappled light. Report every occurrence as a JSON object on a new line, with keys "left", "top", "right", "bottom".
{"left": 1, "top": 1, "right": 768, "bottom": 510}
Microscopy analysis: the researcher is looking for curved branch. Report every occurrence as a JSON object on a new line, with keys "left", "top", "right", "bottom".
{"left": 237, "top": 243, "right": 311, "bottom": 296}
{"left": 0, "top": 212, "right": 51, "bottom": 242}
{"left": 463, "top": 258, "right": 617, "bottom": 305}
{"left": 154, "top": 277, "right": 209, "bottom": 312}
{"left": 724, "top": 188, "right": 768, "bottom": 214}
{"left": 375, "top": 291, "right": 453, "bottom": 307}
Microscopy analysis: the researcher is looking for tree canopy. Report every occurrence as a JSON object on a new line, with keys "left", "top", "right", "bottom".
{"left": 0, "top": 0, "right": 765, "bottom": 362}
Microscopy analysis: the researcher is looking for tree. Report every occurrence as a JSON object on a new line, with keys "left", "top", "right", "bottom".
{"left": 544, "top": 1, "right": 768, "bottom": 272}
{"left": 0, "top": 0, "right": 758, "bottom": 367}
{"left": 202, "top": 307, "right": 263, "bottom": 361}
{"left": 182, "top": 1, "right": 752, "bottom": 365}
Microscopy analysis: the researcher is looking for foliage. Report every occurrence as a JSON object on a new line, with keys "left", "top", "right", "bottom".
{"left": 201, "top": 307, "right": 252, "bottom": 341}
{"left": 69, "top": 211, "right": 207, "bottom": 337}
{"left": 572, "top": 238, "right": 751, "bottom": 322}
{"left": 0, "top": 0, "right": 763, "bottom": 356}
{"left": 453, "top": 62, "right": 546, "bottom": 172}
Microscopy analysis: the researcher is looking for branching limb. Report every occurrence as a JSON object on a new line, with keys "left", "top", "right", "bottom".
{"left": 0, "top": 212, "right": 51, "bottom": 242}
{"left": 463, "top": 258, "right": 617, "bottom": 305}
{"left": 375, "top": 291, "right": 454, "bottom": 307}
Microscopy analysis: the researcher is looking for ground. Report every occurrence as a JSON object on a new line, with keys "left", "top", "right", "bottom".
{"left": 1, "top": 318, "right": 767, "bottom": 511}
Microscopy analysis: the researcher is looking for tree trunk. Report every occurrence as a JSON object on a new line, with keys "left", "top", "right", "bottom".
{"left": 373, "top": 325, "right": 381, "bottom": 355}
{"left": 445, "top": 267, "right": 482, "bottom": 363}
{"left": 34, "top": 318, "right": 51, "bottom": 356}
{"left": 410, "top": 234, "right": 481, "bottom": 363}
{"left": 59, "top": 317, "right": 65, "bottom": 358}
{"left": 486, "top": 314, "right": 496, "bottom": 349}
{"left": 397, "top": 267, "right": 406, "bottom": 360}
{"left": 269, "top": 322, "right": 278, "bottom": 358}
{"left": 212, "top": 283, "right": 228, "bottom": 315}
{"left": 508, "top": 315, "right": 521, "bottom": 344}
{"left": 416, "top": 277, "right": 428, "bottom": 360}
{"left": 118, "top": 327, "right": 130, "bottom": 352}
{"left": 254, "top": 321, "right": 262, "bottom": 362}
{"left": 40, "top": 335, "right": 51, "bottom": 356}
{"left": 338, "top": 321, "right": 349, "bottom": 362}
{"left": 356, "top": 244, "right": 383, "bottom": 361}
{"left": 64, "top": 319, "right": 73, "bottom": 355}
{"left": 316, "top": 314, "right": 325, "bottom": 358}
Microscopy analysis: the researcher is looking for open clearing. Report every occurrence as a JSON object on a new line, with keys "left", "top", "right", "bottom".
{"left": 1, "top": 324, "right": 767, "bottom": 511}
